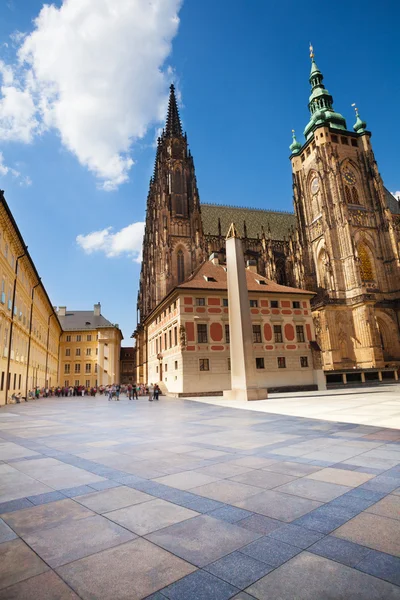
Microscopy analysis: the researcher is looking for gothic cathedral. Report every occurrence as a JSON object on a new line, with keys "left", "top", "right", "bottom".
{"left": 135, "top": 51, "right": 400, "bottom": 383}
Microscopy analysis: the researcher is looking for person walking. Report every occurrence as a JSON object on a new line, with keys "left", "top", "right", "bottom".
{"left": 108, "top": 386, "right": 113, "bottom": 401}
{"left": 127, "top": 385, "right": 132, "bottom": 401}
{"left": 116, "top": 384, "right": 120, "bottom": 401}
{"left": 133, "top": 384, "right": 138, "bottom": 400}
{"left": 154, "top": 384, "right": 160, "bottom": 401}
{"left": 148, "top": 383, "right": 154, "bottom": 401}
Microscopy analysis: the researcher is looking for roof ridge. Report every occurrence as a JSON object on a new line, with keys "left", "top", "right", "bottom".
{"left": 201, "top": 202, "right": 294, "bottom": 216}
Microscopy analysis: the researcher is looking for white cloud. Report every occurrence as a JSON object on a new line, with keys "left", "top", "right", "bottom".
{"left": 392, "top": 191, "right": 400, "bottom": 199}
{"left": 0, "top": 0, "right": 183, "bottom": 190}
{"left": 0, "top": 151, "right": 31, "bottom": 186}
{"left": 77, "top": 221, "right": 145, "bottom": 261}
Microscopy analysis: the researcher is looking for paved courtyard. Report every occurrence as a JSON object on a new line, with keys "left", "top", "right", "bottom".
{"left": 0, "top": 391, "right": 399, "bottom": 599}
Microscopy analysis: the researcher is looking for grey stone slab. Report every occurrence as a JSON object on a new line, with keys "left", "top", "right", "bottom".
{"left": 146, "top": 514, "right": 261, "bottom": 567}
{"left": 1, "top": 498, "right": 94, "bottom": 536}
{"left": 59, "top": 485, "right": 96, "bottom": 498}
{"left": 241, "top": 536, "right": 301, "bottom": 567}
{"left": 24, "top": 514, "right": 136, "bottom": 567}
{"left": 357, "top": 549, "right": 400, "bottom": 587}
{"left": 208, "top": 505, "right": 253, "bottom": 523}
{"left": 57, "top": 538, "right": 196, "bottom": 600}
{"left": 309, "top": 535, "right": 372, "bottom": 567}
{"left": 274, "top": 478, "right": 351, "bottom": 502}
{"left": 160, "top": 570, "right": 238, "bottom": 600}
{"left": 205, "top": 551, "right": 273, "bottom": 589}
{"left": 0, "top": 518, "right": 17, "bottom": 543}
{"left": 0, "top": 498, "right": 34, "bottom": 514}
{"left": 268, "top": 524, "right": 324, "bottom": 549}
{"left": 0, "top": 539, "right": 49, "bottom": 590}
{"left": 233, "top": 489, "right": 323, "bottom": 522}
{"left": 153, "top": 471, "right": 221, "bottom": 490}
{"left": 262, "top": 461, "right": 322, "bottom": 477}
{"left": 191, "top": 481, "right": 264, "bottom": 504}
{"left": 195, "top": 463, "right": 254, "bottom": 479}
{"left": 0, "top": 570, "right": 80, "bottom": 599}
{"left": 236, "top": 514, "right": 284, "bottom": 535}
{"left": 230, "top": 470, "right": 297, "bottom": 489}
{"left": 246, "top": 551, "right": 400, "bottom": 599}
{"left": 27, "top": 491, "right": 66, "bottom": 505}
{"left": 105, "top": 498, "right": 199, "bottom": 535}
{"left": 293, "top": 504, "right": 360, "bottom": 534}
{"left": 231, "top": 594, "right": 257, "bottom": 600}
{"left": 177, "top": 495, "right": 225, "bottom": 513}
{"left": 88, "top": 479, "right": 121, "bottom": 491}
{"left": 76, "top": 485, "right": 154, "bottom": 513}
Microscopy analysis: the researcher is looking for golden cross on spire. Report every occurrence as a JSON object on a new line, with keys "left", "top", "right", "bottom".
{"left": 309, "top": 43, "right": 314, "bottom": 60}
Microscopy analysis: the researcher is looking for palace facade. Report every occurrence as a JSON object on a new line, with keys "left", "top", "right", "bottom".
{"left": 135, "top": 51, "right": 400, "bottom": 391}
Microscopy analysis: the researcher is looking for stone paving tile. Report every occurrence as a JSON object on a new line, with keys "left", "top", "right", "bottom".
{"left": 0, "top": 570, "right": 80, "bottom": 599}
{"left": 327, "top": 493, "right": 378, "bottom": 513}
{"left": 195, "top": 463, "right": 254, "bottom": 479}
{"left": 231, "top": 593, "right": 257, "bottom": 600}
{"left": 1, "top": 498, "right": 94, "bottom": 536}
{"left": 309, "top": 535, "right": 372, "bottom": 567}
{"left": 246, "top": 552, "right": 400, "bottom": 600}
{"left": 75, "top": 485, "right": 154, "bottom": 513}
{"left": 236, "top": 513, "right": 284, "bottom": 535}
{"left": 160, "top": 569, "right": 239, "bottom": 600}
{"left": 267, "top": 523, "right": 324, "bottom": 549}
{"left": 262, "top": 461, "right": 322, "bottom": 477}
{"left": 88, "top": 479, "right": 121, "bottom": 491}
{"left": 0, "top": 539, "right": 49, "bottom": 590}
{"left": 347, "top": 488, "right": 386, "bottom": 502}
{"left": 207, "top": 505, "right": 253, "bottom": 523}
{"left": 293, "top": 503, "right": 360, "bottom": 534}
{"left": 357, "top": 549, "right": 400, "bottom": 587}
{"left": 230, "top": 457, "right": 277, "bottom": 469}
{"left": 0, "top": 518, "right": 17, "bottom": 543}
{"left": 333, "top": 512, "right": 400, "bottom": 557}
{"left": 59, "top": 484, "right": 95, "bottom": 498}
{"left": 105, "top": 498, "right": 199, "bottom": 535}
{"left": 204, "top": 551, "right": 273, "bottom": 589}
{"left": 0, "top": 497, "right": 33, "bottom": 514}
{"left": 24, "top": 514, "right": 136, "bottom": 568}
{"left": 57, "top": 538, "right": 196, "bottom": 600}
{"left": 153, "top": 471, "right": 221, "bottom": 490}
{"left": 230, "top": 469, "right": 298, "bottom": 489}
{"left": 191, "top": 480, "right": 263, "bottom": 504}
{"left": 177, "top": 495, "right": 225, "bottom": 513}
{"left": 27, "top": 491, "right": 66, "bottom": 505}
{"left": 233, "top": 489, "right": 323, "bottom": 522}
{"left": 365, "top": 493, "right": 400, "bottom": 520}
{"left": 274, "top": 478, "right": 351, "bottom": 502}
{"left": 241, "top": 535, "right": 301, "bottom": 566}
{"left": 305, "top": 467, "right": 374, "bottom": 487}
{"left": 146, "top": 514, "right": 261, "bottom": 567}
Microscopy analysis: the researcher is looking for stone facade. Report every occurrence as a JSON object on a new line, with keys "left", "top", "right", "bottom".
{"left": 120, "top": 346, "right": 136, "bottom": 384}
{"left": 145, "top": 258, "right": 321, "bottom": 396}
{"left": 57, "top": 304, "right": 122, "bottom": 388}
{"left": 136, "top": 63, "right": 400, "bottom": 380}
{"left": 0, "top": 191, "right": 62, "bottom": 405}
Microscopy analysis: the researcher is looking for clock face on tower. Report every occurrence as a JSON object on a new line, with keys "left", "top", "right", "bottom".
{"left": 343, "top": 168, "right": 357, "bottom": 185}
{"left": 311, "top": 177, "right": 319, "bottom": 195}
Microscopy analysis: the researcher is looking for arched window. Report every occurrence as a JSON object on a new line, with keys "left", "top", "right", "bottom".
{"left": 275, "top": 259, "right": 287, "bottom": 286}
{"left": 351, "top": 187, "right": 360, "bottom": 205}
{"left": 177, "top": 250, "right": 185, "bottom": 284}
{"left": 345, "top": 186, "right": 352, "bottom": 204}
{"left": 358, "top": 244, "right": 374, "bottom": 281}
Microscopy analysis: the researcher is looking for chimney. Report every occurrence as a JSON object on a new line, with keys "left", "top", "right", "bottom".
{"left": 94, "top": 302, "right": 101, "bottom": 317}
{"left": 209, "top": 252, "right": 219, "bottom": 265}
{"left": 58, "top": 306, "right": 66, "bottom": 317}
{"left": 246, "top": 259, "right": 258, "bottom": 273}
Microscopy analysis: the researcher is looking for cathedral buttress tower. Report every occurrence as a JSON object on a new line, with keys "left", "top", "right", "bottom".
{"left": 290, "top": 47, "right": 400, "bottom": 371}
{"left": 138, "top": 85, "right": 204, "bottom": 323}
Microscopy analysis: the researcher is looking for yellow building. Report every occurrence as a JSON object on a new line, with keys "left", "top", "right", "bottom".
{"left": 57, "top": 304, "right": 123, "bottom": 388}
{"left": 0, "top": 190, "right": 62, "bottom": 405}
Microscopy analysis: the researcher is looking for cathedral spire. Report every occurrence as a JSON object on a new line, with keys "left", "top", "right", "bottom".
{"left": 352, "top": 103, "right": 367, "bottom": 134}
{"left": 304, "top": 45, "right": 347, "bottom": 140}
{"left": 165, "top": 84, "right": 183, "bottom": 137}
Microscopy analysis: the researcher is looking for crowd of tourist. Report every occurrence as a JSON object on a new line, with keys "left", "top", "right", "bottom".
{"left": 25, "top": 383, "right": 162, "bottom": 402}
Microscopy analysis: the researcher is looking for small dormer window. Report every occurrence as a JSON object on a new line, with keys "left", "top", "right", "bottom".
{"left": 203, "top": 276, "right": 217, "bottom": 282}
{"left": 85, "top": 321, "right": 91, "bottom": 325}
{"left": 256, "top": 280, "right": 267, "bottom": 286}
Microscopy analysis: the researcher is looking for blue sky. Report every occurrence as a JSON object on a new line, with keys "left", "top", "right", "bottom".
{"left": 0, "top": 0, "right": 398, "bottom": 341}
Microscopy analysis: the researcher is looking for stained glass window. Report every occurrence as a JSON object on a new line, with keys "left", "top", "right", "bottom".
{"left": 358, "top": 244, "right": 374, "bottom": 281}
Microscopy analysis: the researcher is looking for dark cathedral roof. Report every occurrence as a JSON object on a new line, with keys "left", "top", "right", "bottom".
{"left": 201, "top": 203, "right": 296, "bottom": 240}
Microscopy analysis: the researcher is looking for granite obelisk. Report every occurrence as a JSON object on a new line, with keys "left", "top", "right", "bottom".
{"left": 223, "top": 224, "right": 268, "bottom": 401}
